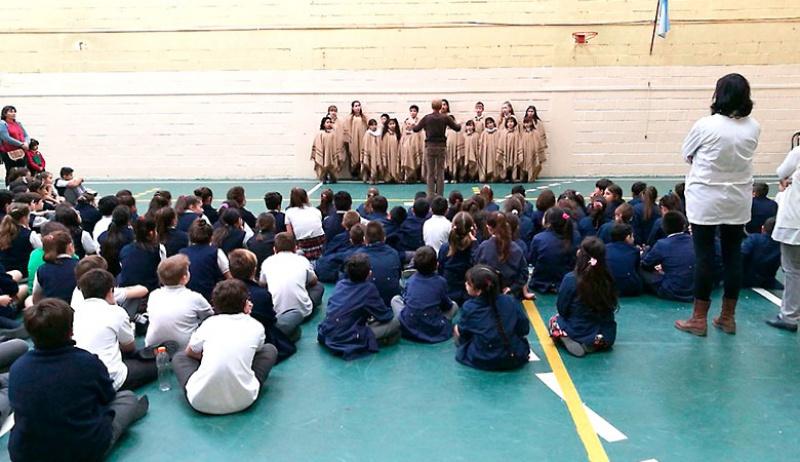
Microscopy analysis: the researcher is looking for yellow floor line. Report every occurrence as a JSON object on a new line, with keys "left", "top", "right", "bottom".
{"left": 524, "top": 300, "right": 610, "bottom": 462}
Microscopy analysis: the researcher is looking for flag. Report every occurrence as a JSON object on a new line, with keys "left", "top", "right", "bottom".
{"left": 656, "top": 0, "right": 670, "bottom": 38}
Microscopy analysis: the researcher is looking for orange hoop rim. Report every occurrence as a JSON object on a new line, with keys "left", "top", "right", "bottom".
{"left": 572, "top": 31, "right": 598, "bottom": 42}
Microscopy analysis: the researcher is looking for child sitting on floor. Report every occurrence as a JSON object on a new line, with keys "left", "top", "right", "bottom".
{"left": 317, "top": 223, "right": 365, "bottom": 283}
{"left": 438, "top": 212, "right": 477, "bottom": 306}
{"left": 605, "top": 223, "right": 643, "bottom": 296}
{"left": 317, "top": 253, "right": 400, "bottom": 360}
{"left": 180, "top": 219, "right": 231, "bottom": 302}
{"left": 550, "top": 237, "right": 618, "bottom": 358}
{"left": 396, "top": 246, "right": 458, "bottom": 343}
{"left": 173, "top": 279, "right": 278, "bottom": 415}
{"left": 528, "top": 207, "right": 577, "bottom": 293}
{"left": 641, "top": 211, "right": 695, "bottom": 303}
{"left": 31, "top": 230, "right": 77, "bottom": 304}
{"left": 455, "top": 265, "right": 531, "bottom": 371}
{"left": 246, "top": 212, "right": 276, "bottom": 270}
{"left": 741, "top": 217, "right": 783, "bottom": 289}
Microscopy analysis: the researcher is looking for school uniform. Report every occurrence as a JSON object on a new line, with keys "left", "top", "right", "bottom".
{"left": 243, "top": 279, "right": 297, "bottom": 363}
{"left": 641, "top": 232, "right": 695, "bottom": 302}
{"left": 217, "top": 227, "right": 246, "bottom": 255}
{"left": 0, "top": 227, "right": 35, "bottom": 277}
{"left": 628, "top": 197, "right": 642, "bottom": 207}
{"left": 317, "top": 279, "right": 395, "bottom": 360}
{"left": 397, "top": 273, "right": 455, "bottom": 343}
{"left": 76, "top": 202, "right": 102, "bottom": 234}
{"left": 355, "top": 243, "right": 402, "bottom": 306}
{"left": 97, "top": 227, "right": 134, "bottom": 276}
{"left": 484, "top": 202, "right": 500, "bottom": 213}
{"left": 0, "top": 262, "right": 19, "bottom": 319}
{"left": 259, "top": 251, "right": 322, "bottom": 335}
{"left": 267, "top": 209, "right": 286, "bottom": 234}
{"left": 322, "top": 211, "right": 346, "bottom": 242}
{"left": 145, "top": 285, "right": 214, "bottom": 349}
{"left": 437, "top": 242, "right": 476, "bottom": 306}
{"left": 518, "top": 214, "right": 535, "bottom": 244}
{"left": 476, "top": 238, "right": 529, "bottom": 297}
{"left": 356, "top": 202, "right": 369, "bottom": 218}
{"left": 646, "top": 217, "right": 666, "bottom": 246}
{"left": 73, "top": 298, "right": 136, "bottom": 391}
{"left": 202, "top": 203, "right": 219, "bottom": 225}
{"left": 375, "top": 216, "right": 396, "bottom": 239}
{"left": 163, "top": 227, "right": 189, "bottom": 257}
{"left": 177, "top": 211, "right": 202, "bottom": 233}
{"left": 455, "top": 294, "right": 530, "bottom": 371}
{"left": 530, "top": 210, "right": 545, "bottom": 237}
{"left": 522, "top": 201, "right": 534, "bottom": 220}
{"left": 597, "top": 222, "right": 615, "bottom": 243}
{"left": 316, "top": 241, "right": 359, "bottom": 283}
{"left": 423, "top": 214, "right": 451, "bottom": 254}
{"left": 577, "top": 216, "right": 604, "bottom": 239}
{"left": 741, "top": 233, "right": 783, "bottom": 289}
{"left": 528, "top": 229, "right": 577, "bottom": 293}
{"left": 34, "top": 256, "right": 78, "bottom": 303}
{"left": 605, "top": 241, "right": 643, "bottom": 296}
{"left": 604, "top": 199, "right": 624, "bottom": 221}
{"left": 747, "top": 196, "right": 779, "bottom": 234}
{"left": 118, "top": 243, "right": 163, "bottom": 291}
{"left": 514, "top": 238, "right": 528, "bottom": 256}
{"left": 394, "top": 214, "right": 426, "bottom": 253}
{"left": 632, "top": 204, "right": 662, "bottom": 246}
{"left": 552, "top": 272, "right": 617, "bottom": 347}
{"left": 239, "top": 207, "right": 257, "bottom": 230}
{"left": 246, "top": 232, "right": 275, "bottom": 271}
{"left": 180, "top": 244, "right": 226, "bottom": 302}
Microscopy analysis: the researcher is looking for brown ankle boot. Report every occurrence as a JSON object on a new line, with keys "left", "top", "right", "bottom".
{"left": 675, "top": 299, "right": 711, "bottom": 336}
{"left": 712, "top": 297, "right": 737, "bottom": 334}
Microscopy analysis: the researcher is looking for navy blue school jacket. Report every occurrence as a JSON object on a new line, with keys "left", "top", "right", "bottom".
{"left": 556, "top": 272, "right": 617, "bottom": 346}
{"left": 604, "top": 199, "right": 623, "bottom": 221}
{"left": 217, "top": 227, "right": 246, "bottom": 255}
{"left": 0, "top": 227, "right": 33, "bottom": 277}
{"left": 317, "top": 279, "right": 393, "bottom": 360}
{"left": 180, "top": 244, "right": 224, "bottom": 302}
{"left": 632, "top": 204, "right": 661, "bottom": 246}
{"left": 118, "top": 243, "right": 161, "bottom": 291}
{"left": 163, "top": 227, "right": 189, "bottom": 257}
{"left": 356, "top": 203, "right": 369, "bottom": 218}
{"left": 202, "top": 204, "right": 219, "bottom": 225}
{"left": 628, "top": 197, "right": 642, "bottom": 207}
{"left": 76, "top": 203, "right": 102, "bottom": 234}
{"left": 363, "top": 211, "right": 385, "bottom": 222}
{"left": 267, "top": 210, "right": 287, "bottom": 234}
{"left": 437, "top": 242, "right": 477, "bottom": 306}
{"left": 9, "top": 346, "right": 116, "bottom": 462}
{"left": 242, "top": 279, "right": 296, "bottom": 363}
{"left": 514, "top": 238, "right": 528, "bottom": 256}
{"left": 522, "top": 200, "right": 534, "bottom": 219}
{"left": 741, "top": 233, "right": 783, "bottom": 289}
{"left": 605, "top": 241, "right": 643, "bottom": 296}
{"left": 394, "top": 214, "right": 426, "bottom": 252}
{"left": 322, "top": 228, "right": 350, "bottom": 255}
{"left": 519, "top": 215, "right": 534, "bottom": 243}
{"left": 484, "top": 202, "right": 500, "bottom": 213}
{"left": 646, "top": 217, "right": 666, "bottom": 247}
{"left": 528, "top": 229, "right": 576, "bottom": 293}
{"left": 398, "top": 273, "right": 454, "bottom": 343}
{"left": 177, "top": 211, "right": 202, "bottom": 233}
{"left": 455, "top": 294, "right": 530, "bottom": 371}
{"left": 530, "top": 210, "right": 545, "bottom": 237}
{"left": 354, "top": 243, "right": 402, "bottom": 306}
{"left": 641, "top": 233, "right": 695, "bottom": 302}
{"left": 322, "top": 212, "right": 346, "bottom": 242}
{"left": 475, "top": 237, "right": 529, "bottom": 297}
{"left": 36, "top": 257, "right": 79, "bottom": 303}
{"left": 317, "top": 243, "right": 361, "bottom": 283}
{"left": 246, "top": 232, "right": 275, "bottom": 271}
{"left": 577, "top": 215, "right": 605, "bottom": 239}
{"left": 597, "top": 221, "right": 615, "bottom": 243}
{"left": 746, "top": 196, "right": 779, "bottom": 234}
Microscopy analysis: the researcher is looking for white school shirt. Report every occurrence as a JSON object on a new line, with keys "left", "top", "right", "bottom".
{"left": 260, "top": 251, "right": 314, "bottom": 316}
{"left": 284, "top": 206, "right": 324, "bottom": 240}
{"left": 81, "top": 230, "right": 98, "bottom": 254}
{"left": 185, "top": 313, "right": 266, "bottom": 415}
{"left": 423, "top": 214, "right": 451, "bottom": 254}
{"left": 71, "top": 286, "right": 129, "bottom": 308}
{"left": 682, "top": 114, "right": 760, "bottom": 226}
{"left": 72, "top": 298, "right": 135, "bottom": 390}
{"left": 145, "top": 285, "right": 214, "bottom": 348}
{"left": 772, "top": 146, "right": 800, "bottom": 245}
{"left": 92, "top": 215, "right": 112, "bottom": 242}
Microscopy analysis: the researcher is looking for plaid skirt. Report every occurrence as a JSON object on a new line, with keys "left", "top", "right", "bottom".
{"left": 297, "top": 234, "right": 326, "bottom": 261}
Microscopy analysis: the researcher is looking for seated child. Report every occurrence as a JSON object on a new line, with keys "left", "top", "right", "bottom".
{"left": 438, "top": 212, "right": 477, "bottom": 306}
{"left": 97, "top": 205, "right": 134, "bottom": 276}
{"left": 602, "top": 183, "right": 624, "bottom": 221}
{"left": 641, "top": 211, "right": 695, "bottom": 302}
{"left": 384, "top": 205, "right": 407, "bottom": 246}
{"left": 194, "top": 187, "right": 219, "bottom": 225}
{"left": 605, "top": 223, "right": 643, "bottom": 296}
{"left": 54, "top": 166, "right": 88, "bottom": 205}
{"left": 263, "top": 191, "right": 286, "bottom": 233}
{"left": 628, "top": 181, "right": 646, "bottom": 207}
{"left": 396, "top": 246, "right": 458, "bottom": 343}
{"left": 317, "top": 253, "right": 400, "bottom": 360}
{"left": 260, "top": 232, "right": 324, "bottom": 337}
{"left": 355, "top": 222, "right": 402, "bottom": 306}
{"left": 118, "top": 216, "right": 165, "bottom": 293}
{"left": 746, "top": 182, "right": 778, "bottom": 234}
{"left": 532, "top": 189, "right": 556, "bottom": 237}
{"left": 155, "top": 206, "right": 189, "bottom": 257}
{"left": 476, "top": 212, "right": 532, "bottom": 299}
{"left": 528, "top": 207, "right": 577, "bottom": 293}
{"left": 455, "top": 265, "right": 531, "bottom": 371}
{"left": 0, "top": 203, "right": 42, "bottom": 278}
{"left": 75, "top": 191, "right": 102, "bottom": 233}
{"left": 741, "top": 217, "right": 782, "bottom": 289}
{"left": 229, "top": 249, "right": 296, "bottom": 362}
{"left": 578, "top": 196, "right": 607, "bottom": 239}
{"left": 322, "top": 191, "right": 353, "bottom": 241}
{"left": 145, "top": 255, "right": 214, "bottom": 349}
{"left": 180, "top": 219, "right": 231, "bottom": 302}
{"left": 394, "top": 198, "right": 429, "bottom": 254}
{"left": 445, "top": 191, "right": 464, "bottom": 221}
{"left": 172, "top": 279, "right": 278, "bottom": 415}
{"left": 317, "top": 223, "right": 365, "bottom": 283}
{"left": 70, "top": 255, "right": 149, "bottom": 311}
{"left": 211, "top": 208, "right": 247, "bottom": 255}
{"left": 550, "top": 238, "right": 618, "bottom": 357}
{"left": 505, "top": 212, "right": 528, "bottom": 256}
{"left": 32, "top": 230, "right": 77, "bottom": 304}
{"left": 9, "top": 298, "right": 148, "bottom": 461}
{"left": 73, "top": 269, "right": 158, "bottom": 391}
{"left": 355, "top": 187, "right": 379, "bottom": 218}
{"left": 323, "top": 210, "right": 361, "bottom": 255}
{"left": 175, "top": 195, "right": 205, "bottom": 233}
{"left": 597, "top": 202, "right": 633, "bottom": 243}
{"left": 24, "top": 138, "right": 46, "bottom": 174}
{"left": 646, "top": 193, "right": 682, "bottom": 246}
{"left": 246, "top": 212, "right": 276, "bottom": 270}
{"left": 632, "top": 186, "right": 660, "bottom": 245}
{"left": 423, "top": 196, "right": 451, "bottom": 254}
{"left": 480, "top": 185, "right": 499, "bottom": 213}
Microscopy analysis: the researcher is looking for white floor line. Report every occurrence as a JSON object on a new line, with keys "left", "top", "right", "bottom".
{"left": 640, "top": 459, "right": 659, "bottom": 462}
{"left": 528, "top": 351, "right": 540, "bottom": 362}
{"left": 753, "top": 287, "right": 783, "bottom": 307}
{"left": 536, "top": 372, "right": 628, "bottom": 443}
{"left": 307, "top": 181, "right": 324, "bottom": 196}
{"left": 0, "top": 413, "right": 13, "bottom": 438}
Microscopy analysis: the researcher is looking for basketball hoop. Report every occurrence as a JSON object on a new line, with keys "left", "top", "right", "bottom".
{"left": 572, "top": 32, "right": 598, "bottom": 44}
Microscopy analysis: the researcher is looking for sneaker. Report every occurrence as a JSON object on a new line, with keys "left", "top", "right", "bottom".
{"left": 560, "top": 337, "right": 587, "bottom": 357}
{"left": 765, "top": 316, "right": 798, "bottom": 332}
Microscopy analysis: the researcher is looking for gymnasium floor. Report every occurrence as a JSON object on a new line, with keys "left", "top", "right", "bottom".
{"left": 1, "top": 177, "right": 794, "bottom": 462}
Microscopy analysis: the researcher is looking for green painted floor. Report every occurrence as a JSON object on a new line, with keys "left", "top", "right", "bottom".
{"left": 0, "top": 178, "right": 793, "bottom": 461}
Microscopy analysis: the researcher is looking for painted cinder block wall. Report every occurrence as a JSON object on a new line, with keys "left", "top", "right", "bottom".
{"left": 1, "top": 0, "right": 798, "bottom": 179}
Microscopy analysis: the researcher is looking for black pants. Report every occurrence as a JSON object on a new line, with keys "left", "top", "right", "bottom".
{"left": 691, "top": 223, "right": 744, "bottom": 301}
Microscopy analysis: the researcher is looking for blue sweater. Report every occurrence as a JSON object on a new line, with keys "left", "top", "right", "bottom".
{"left": 605, "top": 241, "right": 643, "bottom": 296}
{"left": 322, "top": 212, "right": 345, "bottom": 242}
{"left": 180, "top": 244, "right": 224, "bottom": 302}
{"left": 394, "top": 214, "right": 426, "bottom": 252}
{"left": 741, "top": 233, "right": 783, "bottom": 289}
{"left": 246, "top": 232, "right": 275, "bottom": 270}
{"left": 177, "top": 211, "right": 201, "bottom": 233}
{"left": 746, "top": 196, "right": 779, "bottom": 234}
{"left": 641, "top": 233, "right": 695, "bottom": 302}
{"left": 316, "top": 243, "right": 361, "bottom": 283}
{"left": 398, "top": 273, "right": 453, "bottom": 343}
{"left": 437, "top": 242, "right": 476, "bottom": 306}
{"left": 0, "top": 227, "right": 33, "bottom": 277}
{"left": 317, "top": 279, "right": 393, "bottom": 360}
{"left": 528, "top": 229, "right": 576, "bottom": 293}
{"left": 632, "top": 203, "right": 661, "bottom": 246}
{"left": 475, "top": 237, "right": 529, "bottom": 297}
{"left": 36, "top": 257, "right": 79, "bottom": 303}
{"left": 456, "top": 294, "right": 530, "bottom": 371}
{"left": 163, "top": 227, "right": 189, "bottom": 257}
{"left": 118, "top": 243, "right": 161, "bottom": 291}
{"left": 556, "top": 272, "right": 617, "bottom": 346}
{"left": 354, "top": 243, "right": 402, "bottom": 306}
{"left": 9, "top": 346, "right": 116, "bottom": 462}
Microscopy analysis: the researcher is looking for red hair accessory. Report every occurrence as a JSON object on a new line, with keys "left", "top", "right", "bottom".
{"left": 562, "top": 212, "right": 570, "bottom": 220}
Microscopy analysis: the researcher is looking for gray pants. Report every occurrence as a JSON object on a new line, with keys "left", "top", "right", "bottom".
{"left": 390, "top": 295, "right": 459, "bottom": 322}
{"left": 108, "top": 390, "right": 148, "bottom": 452}
{"left": 0, "top": 373, "right": 9, "bottom": 422}
{"left": 275, "top": 283, "right": 324, "bottom": 336}
{"left": 780, "top": 243, "right": 800, "bottom": 324}
{"left": 368, "top": 298, "right": 404, "bottom": 340}
{"left": 0, "top": 339, "right": 28, "bottom": 371}
{"left": 173, "top": 344, "right": 278, "bottom": 404}
{"left": 425, "top": 143, "right": 446, "bottom": 198}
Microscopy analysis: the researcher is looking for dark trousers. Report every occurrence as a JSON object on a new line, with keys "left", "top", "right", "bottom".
{"left": 424, "top": 142, "right": 446, "bottom": 198}
{"left": 120, "top": 356, "right": 158, "bottom": 391}
{"left": 691, "top": 223, "right": 744, "bottom": 301}
{"left": 173, "top": 344, "right": 278, "bottom": 399}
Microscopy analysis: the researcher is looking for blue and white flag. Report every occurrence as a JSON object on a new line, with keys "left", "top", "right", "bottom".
{"left": 656, "top": 0, "right": 670, "bottom": 38}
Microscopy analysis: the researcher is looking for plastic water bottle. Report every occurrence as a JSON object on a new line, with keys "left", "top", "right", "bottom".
{"left": 155, "top": 346, "right": 171, "bottom": 392}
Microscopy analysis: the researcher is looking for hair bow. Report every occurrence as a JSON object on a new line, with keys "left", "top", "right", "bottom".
{"left": 562, "top": 212, "right": 570, "bottom": 220}
{"left": 589, "top": 257, "right": 598, "bottom": 267}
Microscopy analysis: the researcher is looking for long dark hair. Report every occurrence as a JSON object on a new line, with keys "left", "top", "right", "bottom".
{"left": 575, "top": 237, "right": 618, "bottom": 314}
{"left": 319, "top": 116, "right": 332, "bottom": 130}
{"left": 544, "top": 207, "right": 573, "bottom": 249}
{"left": 466, "top": 265, "right": 514, "bottom": 356}
{"left": 448, "top": 212, "right": 474, "bottom": 257}
{"left": 100, "top": 205, "right": 131, "bottom": 274}
{"left": 710, "top": 73, "right": 753, "bottom": 118}
{"left": 212, "top": 208, "right": 242, "bottom": 248}
{"left": 318, "top": 188, "right": 334, "bottom": 216}
{"left": 43, "top": 230, "right": 72, "bottom": 263}
{"left": 133, "top": 216, "right": 158, "bottom": 251}
{"left": 589, "top": 197, "right": 606, "bottom": 230}
{"left": 154, "top": 207, "right": 177, "bottom": 244}
{"left": 384, "top": 118, "right": 401, "bottom": 141}
{"left": 525, "top": 105, "right": 541, "bottom": 126}
{"left": 289, "top": 187, "right": 309, "bottom": 208}
{"left": 254, "top": 212, "right": 275, "bottom": 242}
{"left": 350, "top": 100, "right": 367, "bottom": 122}
{"left": 486, "top": 212, "right": 512, "bottom": 263}
{"left": 641, "top": 186, "right": 658, "bottom": 221}
{"left": 1, "top": 106, "right": 16, "bottom": 121}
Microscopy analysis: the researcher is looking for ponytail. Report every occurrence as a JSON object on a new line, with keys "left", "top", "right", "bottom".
{"left": 154, "top": 207, "right": 177, "bottom": 244}
{"left": 466, "top": 265, "right": 513, "bottom": 356}
{"left": 100, "top": 205, "right": 131, "bottom": 274}
{"left": 43, "top": 230, "right": 72, "bottom": 263}
{"left": 212, "top": 208, "right": 241, "bottom": 248}
{"left": 575, "top": 237, "right": 618, "bottom": 314}
{"left": 133, "top": 216, "right": 158, "bottom": 250}
{"left": 448, "top": 212, "right": 474, "bottom": 257}
{"left": 487, "top": 212, "right": 512, "bottom": 263}
{"left": 0, "top": 205, "right": 29, "bottom": 250}
{"left": 641, "top": 186, "right": 658, "bottom": 221}
{"left": 589, "top": 197, "right": 606, "bottom": 231}
{"left": 544, "top": 207, "right": 573, "bottom": 249}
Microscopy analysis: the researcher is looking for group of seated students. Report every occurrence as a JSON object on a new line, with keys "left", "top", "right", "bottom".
{"left": 0, "top": 163, "right": 784, "bottom": 460}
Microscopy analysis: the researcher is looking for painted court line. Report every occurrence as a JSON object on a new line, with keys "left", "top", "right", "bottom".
{"left": 524, "top": 300, "right": 610, "bottom": 462}
{"left": 753, "top": 288, "right": 783, "bottom": 307}
{"left": 536, "top": 372, "right": 627, "bottom": 443}
{"left": 307, "top": 181, "right": 324, "bottom": 196}
{"left": 0, "top": 413, "right": 13, "bottom": 438}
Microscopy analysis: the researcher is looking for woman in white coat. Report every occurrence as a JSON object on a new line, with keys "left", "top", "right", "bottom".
{"left": 675, "top": 74, "right": 760, "bottom": 336}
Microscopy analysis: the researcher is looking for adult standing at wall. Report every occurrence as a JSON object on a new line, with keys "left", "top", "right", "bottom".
{"left": 413, "top": 99, "right": 461, "bottom": 198}
{"left": 675, "top": 73, "right": 760, "bottom": 336}
{"left": 765, "top": 145, "right": 800, "bottom": 331}
{"left": 0, "top": 106, "right": 31, "bottom": 183}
